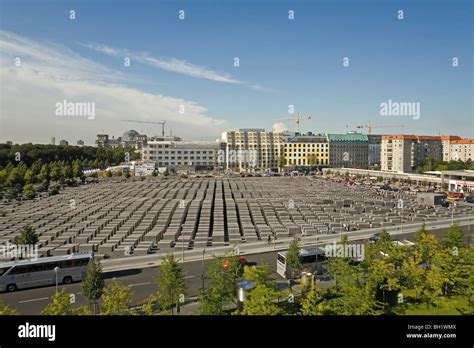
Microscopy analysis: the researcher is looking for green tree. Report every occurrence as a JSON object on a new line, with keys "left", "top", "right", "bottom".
{"left": 198, "top": 255, "right": 240, "bottom": 315}
{"left": 37, "top": 164, "right": 50, "bottom": 183}
{"left": 300, "top": 284, "right": 324, "bottom": 315}
{"left": 50, "top": 163, "right": 61, "bottom": 181}
{"left": 285, "top": 238, "right": 302, "bottom": 279}
{"left": 400, "top": 251, "right": 425, "bottom": 300}
{"left": 239, "top": 284, "right": 282, "bottom": 315}
{"left": 423, "top": 266, "right": 445, "bottom": 310}
{"left": 242, "top": 262, "right": 274, "bottom": 288}
{"left": 155, "top": 254, "right": 186, "bottom": 314}
{"left": 23, "top": 169, "right": 34, "bottom": 184}
{"left": 72, "top": 160, "right": 83, "bottom": 178}
{"left": 442, "top": 224, "right": 464, "bottom": 249}
{"left": 6, "top": 167, "right": 23, "bottom": 187}
{"left": 48, "top": 183, "right": 61, "bottom": 196}
{"left": 414, "top": 224, "right": 440, "bottom": 267}
{"left": 61, "top": 163, "right": 73, "bottom": 179}
{"left": 0, "top": 299, "right": 19, "bottom": 315}
{"left": 101, "top": 279, "right": 132, "bottom": 315}
{"left": 22, "top": 183, "right": 36, "bottom": 200}
{"left": 141, "top": 293, "right": 162, "bottom": 315}
{"left": 81, "top": 260, "right": 105, "bottom": 314}
{"left": 14, "top": 225, "right": 38, "bottom": 246}
{"left": 41, "top": 289, "right": 90, "bottom": 315}
{"left": 367, "top": 259, "right": 401, "bottom": 311}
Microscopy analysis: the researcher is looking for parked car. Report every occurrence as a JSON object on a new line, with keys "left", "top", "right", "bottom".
{"left": 466, "top": 195, "right": 474, "bottom": 203}
{"left": 447, "top": 192, "right": 464, "bottom": 201}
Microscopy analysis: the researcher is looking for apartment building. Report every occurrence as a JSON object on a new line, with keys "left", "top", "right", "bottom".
{"left": 141, "top": 140, "right": 223, "bottom": 171}
{"left": 381, "top": 135, "right": 443, "bottom": 173}
{"left": 441, "top": 136, "right": 462, "bottom": 161}
{"left": 450, "top": 139, "right": 474, "bottom": 162}
{"left": 221, "top": 129, "right": 285, "bottom": 171}
{"left": 367, "top": 134, "right": 382, "bottom": 168}
{"left": 284, "top": 134, "right": 329, "bottom": 167}
{"left": 327, "top": 133, "right": 369, "bottom": 169}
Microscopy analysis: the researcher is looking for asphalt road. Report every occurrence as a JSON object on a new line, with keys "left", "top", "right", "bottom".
{"left": 0, "top": 224, "right": 471, "bottom": 314}
{"left": 0, "top": 250, "right": 278, "bottom": 314}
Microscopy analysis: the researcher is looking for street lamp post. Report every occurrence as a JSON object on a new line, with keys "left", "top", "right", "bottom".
{"left": 451, "top": 202, "right": 456, "bottom": 225}
{"left": 201, "top": 249, "right": 206, "bottom": 292}
{"left": 182, "top": 231, "right": 185, "bottom": 261}
{"left": 54, "top": 266, "right": 60, "bottom": 293}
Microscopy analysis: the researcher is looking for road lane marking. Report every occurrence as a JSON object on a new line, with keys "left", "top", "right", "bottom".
{"left": 184, "top": 276, "right": 195, "bottom": 279}
{"left": 19, "top": 297, "right": 49, "bottom": 304}
{"left": 130, "top": 282, "right": 152, "bottom": 287}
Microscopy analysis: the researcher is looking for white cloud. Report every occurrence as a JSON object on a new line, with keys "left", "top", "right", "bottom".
{"left": 272, "top": 122, "right": 288, "bottom": 133}
{"left": 82, "top": 42, "right": 277, "bottom": 91}
{"left": 0, "top": 31, "right": 228, "bottom": 144}
{"left": 82, "top": 42, "right": 242, "bottom": 84}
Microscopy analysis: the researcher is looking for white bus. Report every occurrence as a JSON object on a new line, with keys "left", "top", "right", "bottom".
{"left": 0, "top": 252, "right": 93, "bottom": 292}
{"left": 277, "top": 247, "right": 326, "bottom": 279}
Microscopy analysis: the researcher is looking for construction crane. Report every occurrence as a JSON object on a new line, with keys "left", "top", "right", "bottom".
{"left": 353, "top": 121, "right": 405, "bottom": 134}
{"left": 121, "top": 120, "right": 166, "bottom": 136}
{"left": 276, "top": 113, "right": 312, "bottom": 133}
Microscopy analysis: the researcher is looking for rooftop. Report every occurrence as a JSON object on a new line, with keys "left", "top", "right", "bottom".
{"left": 327, "top": 134, "right": 369, "bottom": 142}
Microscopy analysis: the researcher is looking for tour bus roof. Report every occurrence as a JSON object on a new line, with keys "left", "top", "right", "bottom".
{"left": 0, "top": 252, "right": 93, "bottom": 268}
{"left": 278, "top": 247, "right": 326, "bottom": 257}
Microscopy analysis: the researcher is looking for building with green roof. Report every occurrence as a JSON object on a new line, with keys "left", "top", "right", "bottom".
{"left": 328, "top": 133, "right": 369, "bottom": 169}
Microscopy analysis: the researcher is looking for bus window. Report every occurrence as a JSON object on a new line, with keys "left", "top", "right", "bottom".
{"left": 0, "top": 267, "right": 11, "bottom": 276}
{"left": 77, "top": 258, "right": 90, "bottom": 266}
{"left": 300, "top": 255, "right": 316, "bottom": 263}
{"left": 59, "top": 260, "right": 74, "bottom": 268}
{"left": 277, "top": 254, "right": 286, "bottom": 264}
{"left": 28, "top": 263, "right": 45, "bottom": 273}
{"left": 9, "top": 265, "right": 28, "bottom": 275}
{"left": 42, "top": 262, "right": 58, "bottom": 271}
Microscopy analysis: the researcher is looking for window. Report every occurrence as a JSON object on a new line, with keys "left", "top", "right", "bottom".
{"left": 0, "top": 267, "right": 11, "bottom": 276}
{"left": 277, "top": 254, "right": 286, "bottom": 264}
{"left": 10, "top": 265, "right": 28, "bottom": 275}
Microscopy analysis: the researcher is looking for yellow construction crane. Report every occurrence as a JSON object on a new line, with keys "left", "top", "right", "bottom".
{"left": 354, "top": 121, "right": 405, "bottom": 134}
{"left": 276, "top": 113, "right": 312, "bottom": 133}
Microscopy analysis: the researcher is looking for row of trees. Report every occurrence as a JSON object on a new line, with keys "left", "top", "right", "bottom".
{"left": 0, "top": 145, "right": 140, "bottom": 201}
{"left": 0, "top": 143, "right": 139, "bottom": 168}
{"left": 300, "top": 224, "right": 473, "bottom": 315}
{"left": 417, "top": 158, "right": 474, "bottom": 173}
{"left": 2, "top": 224, "right": 471, "bottom": 315}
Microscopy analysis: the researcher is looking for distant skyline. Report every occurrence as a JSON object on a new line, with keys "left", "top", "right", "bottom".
{"left": 0, "top": 0, "right": 472, "bottom": 145}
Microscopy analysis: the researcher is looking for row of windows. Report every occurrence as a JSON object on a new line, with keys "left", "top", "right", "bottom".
{"left": 157, "top": 162, "right": 215, "bottom": 166}
{"left": 286, "top": 144, "right": 328, "bottom": 147}
{"left": 4, "top": 258, "right": 90, "bottom": 275}
{"left": 150, "top": 156, "right": 214, "bottom": 160}
{"left": 287, "top": 159, "right": 329, "bottom": 165}
{"left": 147, "top": 149, "right": 214, "bottom": 154}
{"left": 285, "top": 149, "right": 328, "bottom": 153}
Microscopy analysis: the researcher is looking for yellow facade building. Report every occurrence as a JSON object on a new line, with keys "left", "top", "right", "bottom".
{"left": 284, "top": 135, "right": 329, "bottom": 167}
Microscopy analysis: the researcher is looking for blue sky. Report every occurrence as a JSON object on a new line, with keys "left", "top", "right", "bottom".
{"left": 0, "top": 0, "right": 472, "bottom": 144}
